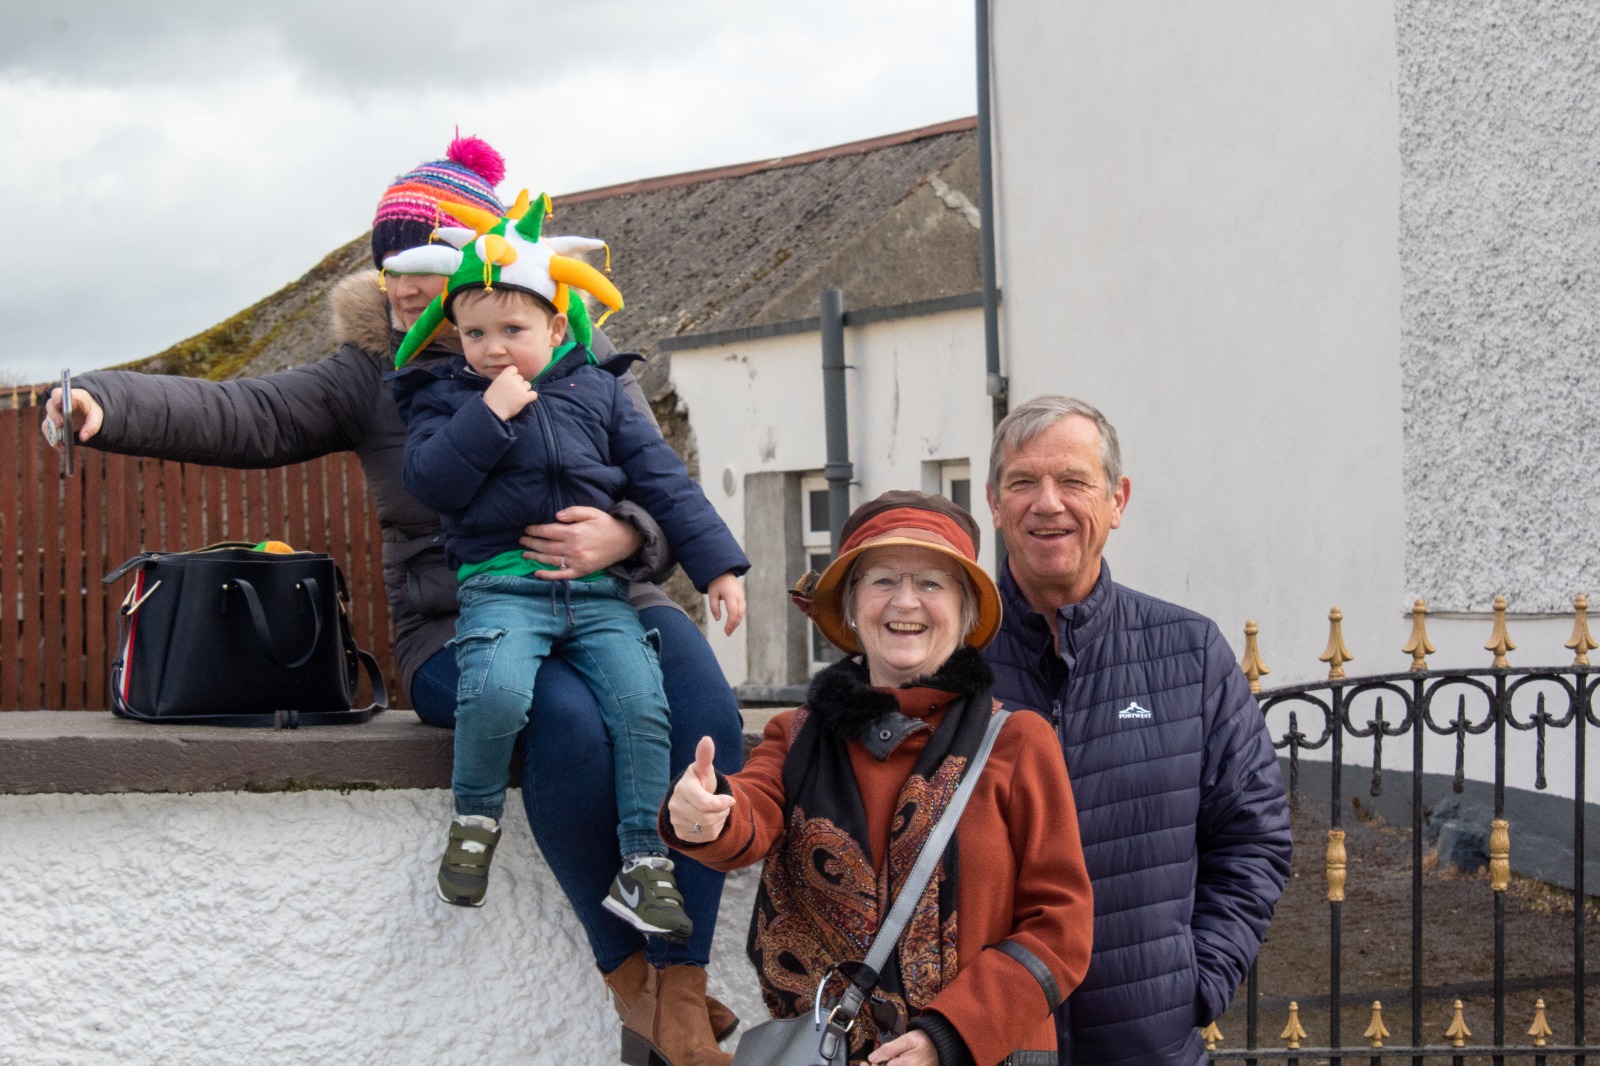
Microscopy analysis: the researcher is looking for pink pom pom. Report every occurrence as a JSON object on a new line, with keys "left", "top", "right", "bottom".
{"left": 446, "top": 134, "right": 505, "bottom": 187}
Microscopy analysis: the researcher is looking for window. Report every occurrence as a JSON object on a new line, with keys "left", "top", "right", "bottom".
{"left": 923, "top": 459, "right": 972, "bottom": 513}
{"left": 800, "top": 474, "right": 842, "bottom": 673}
{"left": 940, "top": 462, "right": 972, "bottom": 515}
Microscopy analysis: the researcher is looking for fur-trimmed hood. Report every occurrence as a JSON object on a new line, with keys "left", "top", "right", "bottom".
{"left": 806, "top": 645, "right": 994, "bottom": 744}
{"left": 329, "top": 271, "right": 394, "bottom": 357}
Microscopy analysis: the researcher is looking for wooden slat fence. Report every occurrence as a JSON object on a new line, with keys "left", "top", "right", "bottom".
{"left": 0, "top": 404, "right": 400, "bottom": 711}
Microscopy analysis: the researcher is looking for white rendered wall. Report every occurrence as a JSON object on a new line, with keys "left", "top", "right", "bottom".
{"left": 990, "top": 2, "right": 1409, "bottom": 686}
{"left": 671, "top": 308, "right": 990, "bottom": 688}
{"left": 0, "top": 789, "right": 766, "bottom": 1066}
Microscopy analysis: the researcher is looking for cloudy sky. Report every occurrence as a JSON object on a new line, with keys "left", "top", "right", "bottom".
{"left": 0, "top": 0, "right": 975, "bottom": 385}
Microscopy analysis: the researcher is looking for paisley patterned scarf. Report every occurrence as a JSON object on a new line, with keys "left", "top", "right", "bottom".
{"left": 747, "top": 647, "right": 995, "bottom": 1058}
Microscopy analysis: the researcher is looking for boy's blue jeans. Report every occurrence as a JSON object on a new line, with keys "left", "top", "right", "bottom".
{"left": 450, "top": 572, "right": 670, "bottom": 859}
{"left": 411, "top": 603, "right": 743, "bottom": 971}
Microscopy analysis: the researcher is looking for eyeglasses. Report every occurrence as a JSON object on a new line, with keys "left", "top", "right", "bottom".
{"left": 858, "top": 567, "right": 961, "bottom": 597}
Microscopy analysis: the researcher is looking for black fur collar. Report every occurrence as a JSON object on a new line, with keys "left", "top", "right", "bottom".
{"left": 805, "top": 646, "right": 994, "bottom": 744}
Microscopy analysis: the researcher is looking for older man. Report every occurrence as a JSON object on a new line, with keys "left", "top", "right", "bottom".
{"left": 982, "top": 395, "right": 1291, "bottom": 1066}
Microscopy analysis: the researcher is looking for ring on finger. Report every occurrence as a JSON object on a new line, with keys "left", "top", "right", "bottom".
{"left": 691, "top": 823, "right": 703, "bottom": 834}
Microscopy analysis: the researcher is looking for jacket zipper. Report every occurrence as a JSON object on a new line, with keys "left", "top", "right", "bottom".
{"left": 533, "top": 397, "right": 567, "bottom": 511}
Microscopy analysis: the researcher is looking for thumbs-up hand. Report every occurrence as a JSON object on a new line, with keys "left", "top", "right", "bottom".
{"left": 668, "top": 736, "right": 735, "bottom": 842}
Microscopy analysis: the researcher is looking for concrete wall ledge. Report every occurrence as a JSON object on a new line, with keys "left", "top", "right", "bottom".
{"left": 0, "top": 710, "right": 786, "bottom": 796}
{"left": 0, "top": 710, "right": 455, "bottom": 795}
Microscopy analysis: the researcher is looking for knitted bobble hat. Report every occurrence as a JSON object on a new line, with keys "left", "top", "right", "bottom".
{"left": 371, "top": 134, "right": 506, "bottom": 267}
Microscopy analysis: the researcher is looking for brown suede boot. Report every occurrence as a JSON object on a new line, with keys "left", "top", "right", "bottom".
{"left": 603, "top": 950, "right": 739, "bottom": 1043}
{"left": 603, "top": 950, "right": 652, "bottom": 1019}
{"left": 705, "top": 993, "right": 740, "bottom": 1044}
{"left": 618, "top": 963, "right": 733, "bottom": 1066}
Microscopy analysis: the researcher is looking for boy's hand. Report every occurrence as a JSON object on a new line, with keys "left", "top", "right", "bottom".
{"left": 483, "top": 367, "right": 537, "bottom": 421}
{"left": 706, "top": 573, "right": 745, "bottom": 636}
{"left": 667, "top": 736, "right": 734, "bottom": 842}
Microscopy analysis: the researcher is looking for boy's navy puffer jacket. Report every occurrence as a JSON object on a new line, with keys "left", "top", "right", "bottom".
{"left": 392, "top": 345, "right": 748, "bottom": 592}
{"left": 983, "top": 562, "right": 1291, "bottom": 1066}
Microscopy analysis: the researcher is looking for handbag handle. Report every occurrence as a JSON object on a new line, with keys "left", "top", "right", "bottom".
{"left": 821, "top": 707, "right": 1012, "bottom": 1056}
{"left": 226, "top": 576, "right": 323, "bottom": 669}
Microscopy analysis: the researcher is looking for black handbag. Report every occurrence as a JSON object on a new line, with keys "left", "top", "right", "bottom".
{"left": 730, "top": 710, "right": 1012, "bottom": 1066}
{"left": 104, "top": 543, "right": 388, "bottom": 727}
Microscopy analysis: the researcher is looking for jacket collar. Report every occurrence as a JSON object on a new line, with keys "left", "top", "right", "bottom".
{"left": 805, "top": 646, "right": 994, "bottom": 747}
{"left": 998, "top": 558, "right": 1117, "bottom": 673}
{"left": 393, "top": 341, "right": 598, "bottom": 390}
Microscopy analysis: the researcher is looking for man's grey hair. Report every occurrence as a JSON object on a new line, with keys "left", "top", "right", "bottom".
{"left": 987, "top": 395, "right": 1123, "bottom": 497}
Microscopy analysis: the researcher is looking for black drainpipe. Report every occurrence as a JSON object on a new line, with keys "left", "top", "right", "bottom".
{"left": 820, "top": 288, "right": 853, "bottom": 556}
{"left": 976, "top": 0, "right": 1007, "bottom": 574}
{"left": 976, "top": 0, "right": 1006, "bottom": 431}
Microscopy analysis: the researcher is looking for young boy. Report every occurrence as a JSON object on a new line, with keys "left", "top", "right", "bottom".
{"left": 388, "top": 191, "right": 747, "bottom": 942}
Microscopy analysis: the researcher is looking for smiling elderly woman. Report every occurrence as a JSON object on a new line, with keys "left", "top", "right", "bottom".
{"left": 664, "top": 491, "right": 1094, "bottom": 1066}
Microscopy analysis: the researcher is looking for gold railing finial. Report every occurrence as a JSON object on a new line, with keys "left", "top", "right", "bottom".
{"left": 1489, "top": 819, "right": 1510, "bottom": 892}
{"left": 1567, "top": 594, "right": 1596, "bottom": 667}
{"left": 1527, "top": 998, "right": 1553, "bottom": 1047}
{"left": 1320, "top": 606, "right": 1354, "bottom": 680}
{"left": 1445, "top": 999, "right": 1472, "bottom": 1047}
{"left": 1364, "top": 1001, "right": 1390, "bottom": 1048}
{"left": 1200, "top": 1021, "right": 1223, "bottom": 1051}
{"left": 1326, "top": 828, "right": 1348, "bottom": 902}
{"left": 1280, "top": 1002, "right": 1307, "bottom": 1049}
{"left": 1401, "top": 598, "right": 1436, "bottom": 671}
{"left": 1240, "top": 620, "right": 1270, "bottom": 694}
{"left": 1484, "top": 594, "right": 1515, "bottom": 668}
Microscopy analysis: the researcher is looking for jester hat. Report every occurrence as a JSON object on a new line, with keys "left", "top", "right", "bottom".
{"left": 384, "top": 189, "right": 623, "bottom": 369}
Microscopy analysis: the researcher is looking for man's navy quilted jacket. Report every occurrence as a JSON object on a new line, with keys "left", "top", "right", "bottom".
{"left": 984, "top": 562, "right": 1291, "bottom": 1065}
{"left": 392, "top": 345, "right": 747, "bottom": 591}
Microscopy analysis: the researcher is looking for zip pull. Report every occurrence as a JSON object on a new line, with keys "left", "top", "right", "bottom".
{"left": 1050, "top": 698, "right": 1064, "bottom": 728}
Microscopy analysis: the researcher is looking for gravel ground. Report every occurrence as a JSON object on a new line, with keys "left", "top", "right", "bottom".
{"left": 1208, "top": 799, "right": 1599, "bottom": 1063}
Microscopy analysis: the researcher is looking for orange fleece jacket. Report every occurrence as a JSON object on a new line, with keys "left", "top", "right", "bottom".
{"left": 664, "top": 692, "right": 1094, "bottom": 1065}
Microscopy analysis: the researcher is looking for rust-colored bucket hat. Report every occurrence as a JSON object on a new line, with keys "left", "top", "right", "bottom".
{"left": 790, "top": 490, "right": 1002, "bottom": 655}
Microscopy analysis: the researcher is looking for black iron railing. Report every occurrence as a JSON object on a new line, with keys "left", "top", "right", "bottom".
{"left": 1208, "top": 598, "right": 1597, "bottom": 1064}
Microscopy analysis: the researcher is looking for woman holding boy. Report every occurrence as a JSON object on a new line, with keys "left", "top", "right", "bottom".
{"left": 42, "top": 135, "right": 742, "bottom": 1066}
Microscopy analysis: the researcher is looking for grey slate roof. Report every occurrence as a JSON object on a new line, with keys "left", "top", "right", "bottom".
{"left": 547, "top": 118, "right": 982, "bottom": 404}
{"left": 128, "top": 118, "right": 983, "bottom": 413}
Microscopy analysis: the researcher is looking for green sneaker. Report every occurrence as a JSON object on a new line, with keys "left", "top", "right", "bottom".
{"left": 436, "top": 815, "right": 501, "bottom": 907}
{"left": 602, "top": 856, "right": 693, "bottom": 942}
